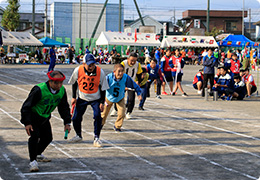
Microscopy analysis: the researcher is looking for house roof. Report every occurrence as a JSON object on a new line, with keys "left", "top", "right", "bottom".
{"left": 125, "top": 15, "right": 162, "bottom": 27}
{"left": 19, "top": 13, "right": 45, "bottom": 23}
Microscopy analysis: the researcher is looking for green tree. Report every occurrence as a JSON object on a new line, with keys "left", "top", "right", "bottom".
{"left": 205, "top": 27, "right": 222, "bottom": 38}
{"left": 1, "top": 0, "right": 20, "bottom": 31}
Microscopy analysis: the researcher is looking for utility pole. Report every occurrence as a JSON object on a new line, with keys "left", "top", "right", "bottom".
{"left": 133, "top": 0, "right": 145, "bottom": 26}
{"left": 79, "top": 0, "right": 82, "bottom": 39}
{"left": 249, "top": 8, "right": 251, "bottom": 34}
{"left": 242, "top": 0, "right": 245, "bottom": 35}
{"left": 44, "top": 0, "right": 47, "bottom": 37}
{"left": 206, "top": 0, "right": 210, "bottom": 33}
{"left": 173, "top": 7, "right": 176, "bottom": 24}
{"left": 32, "top": 0, "right": 35, "bottom": 36}
{"left": 119, "top": 0, "right": 122, "bottom": 32}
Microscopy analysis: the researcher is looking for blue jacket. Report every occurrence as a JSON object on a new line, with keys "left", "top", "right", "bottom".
{"left": 203, "top": 55, "right": 217, "bottom": 74}
{"left": 106, "top": 73, "right": 141, "bottom": 103}
{"left": 49, "top": 49, "right": 56, "bottom": 60}
{"left": 217, "top": 73, "right": 232, "bottom": 91}
{"left": 147, "top": 64, "right": 159, "bottom": 79}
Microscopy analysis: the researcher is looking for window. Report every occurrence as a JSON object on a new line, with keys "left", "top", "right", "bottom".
{"left": 226, "top": 21, "right": 237, "bottom": 32}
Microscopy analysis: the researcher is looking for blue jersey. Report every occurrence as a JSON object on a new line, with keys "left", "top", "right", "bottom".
{"left": 106, "top": 73, "right": 141, "bottom": 103}
{"left": 217, "top": 73, "right": 232, "bottom": 91}
{"left": 234, "top": 81, "right": 246, "bottom": 98}
{"left": 147, "top": 64, "right": 159, "bottom": 79}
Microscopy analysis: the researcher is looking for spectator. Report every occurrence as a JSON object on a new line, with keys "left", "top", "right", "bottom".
{"left": 155, "top": 48, "right": 161, "bottom": 65}
{"left": 242, "top": 68, "right": 257, "bottom": 98}
{"left": 230, "top": 74, "right": 246, "bottom": 100}
{"left": 144, "top": 47, "right": 150, "bottom": 65}
{"left": 35, "top": 47, "right": 42, "bottom": 63}
{"left": 92, "top": 47, "right": 97, "bottom": 57}
{"left": 193, "top": 69, "right": 204, "bottom": 94}
{"left": 225, "top": 53, "right": 242, "bottom": 78}
{"left": 48, "top": 46, "right": 56, "bottom": 72}
{"left": 85, "top": 46, "right": 90, "bottom": 54}
{"left": 67, "top": 46, "right": 74, "bottom": 64}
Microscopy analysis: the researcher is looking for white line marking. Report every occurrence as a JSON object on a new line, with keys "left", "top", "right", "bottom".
{"left": 2, "top": 153, "right": 27, "bottom": 180}
{"left": 23, "top": 170, "right": 94, "bottom": 176}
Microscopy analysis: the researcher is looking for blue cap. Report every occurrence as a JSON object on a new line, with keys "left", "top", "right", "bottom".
{"left": 84, "top": 54, "right": 96, "bottom": 65}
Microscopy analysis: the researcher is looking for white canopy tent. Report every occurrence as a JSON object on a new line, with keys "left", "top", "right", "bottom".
{"left": 96, "top": 31, "right": 161, "bottom": 47}
{"left": 1, "top": 30, "right": 43, "bottom": 46}
{"left": 161, "top": 35, "right": 218, "bottom": 48}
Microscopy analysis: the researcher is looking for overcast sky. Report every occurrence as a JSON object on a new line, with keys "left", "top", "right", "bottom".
{"left": 0, "top": 0, "right": 260, "bottom": 22}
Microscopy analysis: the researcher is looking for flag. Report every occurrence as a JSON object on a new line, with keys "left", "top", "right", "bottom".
{"left": 200, "top": 39, "right": 205, "bottom": 43}
{"left": 236, "top": 41, "right": 241, "bottom": 45}
{"left": 0, "top": 30, "right": 2, "bottom": 46}
{"left": 254, "top": 42, "right": 259, "bottom": 46}
{"left": 127, "top": 33, "right": 132, "bottom": 36}
{"left": 227, "top": 41, "right": 232, "bottom": 45}
{"left": 146, "top": 34, "right": 150, "bottom": 38}
{"left": 209, "top": 40, "right": 214, "bottom": 44}
{"left": 191, "top": 38, "right": 196, "bottom": 43}
{"left": 182, "top": 38, "right": 187, "bottom": 42}
{"left": 134, "top": 29, "right": 137, "bottom": 42}
{"left": 245, "top": 42, "right": 250, "bottom": 46}
{"left": 155, "top": 35, "right": 160, "bottom": 40}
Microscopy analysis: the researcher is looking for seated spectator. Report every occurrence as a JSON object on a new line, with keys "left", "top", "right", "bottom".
{"left": 229, "top": 74, "right": 246, "bottom": 100}
{"left": 193, "top": 69, "right": 203, "bottom": 94}
{"left": 212, "top": 66, "right": 233, "bottom": 100}
{"left": 225, "top": 53, "right": 242, "bottom": 78}
{"left": 242, "top": 68, "right": 257, "bottom": 98}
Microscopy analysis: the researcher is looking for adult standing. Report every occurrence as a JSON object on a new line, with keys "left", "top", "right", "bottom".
{"left": 48, "top": 46, "right": 56, "bottom": 72}
{"left": 68, "top": 54, "right": 109, "bottom": 147}
{"left": 68, "top": 46, "right": 74, "bottom": 64}
{"left": 35, "top": 47, "right": 42, "bottom": 63}
{"left": 144, "top": 47, "right": 150, "bottom": 65}
{"left": 202, "top": 48, "right": 218, "bottom": 97}
{"left": 20, "top": 71, "right": 71, "bottom": 172}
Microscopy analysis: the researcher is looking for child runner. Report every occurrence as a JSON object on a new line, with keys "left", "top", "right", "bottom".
{"left": 193, "top": 69, "right": 204, "bottom": 94}
{"left": 138, "top": 67, "right": 149, "bottom": 110}
{"left": 160, "top": 48, "right": 173, "bottom": 95}
{"left": 171, "top": 48, "right": 188, "bottom": 96}
{"left": 101, "top": 64, "right": 142, "bottom": 132}
{"left": 68, "top": 54, "right": 109, "bottom": 147}
{"left": 146, "top": 59, "right": 163, "bottom": 99}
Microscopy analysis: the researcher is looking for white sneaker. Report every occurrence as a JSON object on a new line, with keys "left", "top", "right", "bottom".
{"left": 29, "top": 160, "right": 39, "bottom": 172}
{"left": 36, "top": 154, "right": 51, "bottom": 162}
{"left": 125, "top": 112, "right": 132, "bottom": 119}
{"left": 197, "top": 90, "right": 202, "bottom": 94}
{"left": 93, "top": 138, "right": 103, "bottom": 147}
{"left": 110, "top": 109, "right": 117, "bottom": 117}
{"left": 68, "top": 135, "right": 82, "bottom": 143}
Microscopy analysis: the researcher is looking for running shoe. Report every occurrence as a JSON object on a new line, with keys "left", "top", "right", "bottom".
{"left": 113, "top": 126, "right": 122, "bottom": 132}
{"left": 182, "top": 93, "right": 188, "bottom": 97}
{"left": 226, "top": 96, "right": 232, "bottom": 101}
{"left": 68, "top": 135, "right": 82, "bottom": 143}
{"left": 29, "top": 160, "right": 39, "bottom": 172}
{"left": 125, "top": 112, "right": 132, "bottom": 119}
{"left": 162, "top": 91, "right": 168, "bottom": 95}
{"left": 93, "top": 138, "right": 103, "bottom": 147}
{"left": 110, "top": 109, "right": 117, "bottom": 116}
{"left": 36, "top": 154, "right": 51, "bottom": 162}
{"left": 156, "top": 95, "right": 162, "bottom": 99}
{"left": 138, "top": 106, "right": 144, "bottom": 111}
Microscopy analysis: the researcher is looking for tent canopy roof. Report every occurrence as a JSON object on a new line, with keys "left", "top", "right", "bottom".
{"left": 39, "top": 37, "right": 68, "bottom": 47}
{"left": 1, "top": 31, "right": 43, "bottom": 46}
{"left": 218, "top": 35, "right": 258, "bottom": 47}
{"left": 96, "top": 31, "right": 161, "bottom": 46}
{"left": 161, "top": 35, "right": 218, "bottom": 48}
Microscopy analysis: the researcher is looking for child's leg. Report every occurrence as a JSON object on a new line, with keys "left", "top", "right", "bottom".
{"left": 147, "top": 80, "right": 152, "bottom": 97}
{"left": 115, "top": 98, "right": 126, "bottom": 129}
{"left": 139, "top": 86, "right": 147, "bottom": 107}
{"left": 157, "top": 78, "right": 162, "bottom": 95}
{"left": 101, "top": 98, "right": 113, "bottom": 126}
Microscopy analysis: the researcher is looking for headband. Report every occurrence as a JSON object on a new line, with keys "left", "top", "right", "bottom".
{"left": 47, "top": 71, "right": 66, "bottom": 81}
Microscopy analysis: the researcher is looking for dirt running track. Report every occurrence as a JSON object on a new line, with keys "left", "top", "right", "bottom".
{"left": 0, "top": 64, "right": 260, "bottom": 180}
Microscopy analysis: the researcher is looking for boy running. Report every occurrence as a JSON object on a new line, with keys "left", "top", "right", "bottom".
{"left": 138, "top": 67, "right": 149, "bottom": 110}
{"left": 101, "top": 64, "right": 142, "bottom": 132}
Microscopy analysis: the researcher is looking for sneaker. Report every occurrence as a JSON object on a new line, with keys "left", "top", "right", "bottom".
{"left": 113, "top": 126, "right": 122, "bottom": 132}
{"left": 138, "top": 106, "right": 144, "bottom": 110}
{"left": 110, "top": 109, "right": 117, "bottom": 116}
{"left": 125, "top": 112, "right": 132, "bottom": 119}
{"left": 93, "top": 138, "right": 103, "bottom": 147}
{"left": 182, "top": 93, "right": 188, "bottom": 97}
{"left": 246, "top": 95, "right": 251, "bottom": 98}
{"left": 68, "top": 135, "right": 82, "bottom": 143}
{"left": 171, "top": 92, "right": 176, "bottom": 96}
{"left": 156, "top": 95, "right": 162, "bottom": 99}
{"left": 226, "top": 96, "right": 232, "bottom": 101}
{"left": 29, "top": 160, "right": 39, "bottom": 172}
{"left": 162, "top": 91, "right": 168, "bottom": 95}
{"left": 36, "top": 154, "right": 51, "bottom": 162}
{"left": 221, "top": 96, "right": 226, "bottom": 101}
{"left": 197, "top": 90, "right": 202, "bottom": 94}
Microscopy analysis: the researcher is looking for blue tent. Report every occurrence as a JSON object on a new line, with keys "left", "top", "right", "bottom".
{"left": 39, "top": 37, "right": 68, "bottom": 47}
{"left": 218, "top": 35, "right": 258, "bottom": 47}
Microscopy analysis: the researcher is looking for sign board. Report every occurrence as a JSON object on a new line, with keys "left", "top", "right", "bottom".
{"left": 19, "top": 53, "right": 28, "bottom": 60}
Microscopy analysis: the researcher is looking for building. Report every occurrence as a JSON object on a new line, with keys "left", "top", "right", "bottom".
{"left": 50, "top": 2, "right": 124, "bottom": 46}
{"left": 182, "top": 10, "right": 248, "bottom": 35}
{"left": 0, "top": 6, "right": 4, "bottom": 27}
{"left": 244, "top": 22, "right": 256, "bottom": 41}
{"left": 124, "top": 16, "right": 163, "bottom": 34}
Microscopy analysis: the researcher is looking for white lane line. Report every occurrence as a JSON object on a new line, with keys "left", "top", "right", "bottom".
{"left": 0, "top": 74, "right": 31, "bottom": 85}
{"left": 2, "top": 153, "right": 27, "bottom": 180}
{"left": 23, "top": 170, "right": 94, "bottom": 176}
{"left": 0, "top": 89, "right": 24, "bottom": 102}
{"left": 0, "top": 80, "right": 28, "bottom": 93}
{"left": 51, "top": 114, "right": 187, "bottom": 180}
{"left": 0, "top": 107, "right": 102, "bottom": 180}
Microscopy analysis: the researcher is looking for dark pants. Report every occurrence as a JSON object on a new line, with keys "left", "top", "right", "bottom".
{"left": 72, "top": 98, "right": 102, "bottom": 138}
{"left": 29, "top": 120, "right": 53, "bottom": 162}
{"left": 126, "top": 90, "right": 135, "bottom": 113}
{"left": 147, "top": 78, "right": 161, "bottom": 96}
{"left": 202, "top": 74, "right": 214, "bottom": 96}
{"left": 48, "top": 57, "right": 56, "bottom": 72}
{"left": 139, "top": 86, "right": 147, "bottom": 107}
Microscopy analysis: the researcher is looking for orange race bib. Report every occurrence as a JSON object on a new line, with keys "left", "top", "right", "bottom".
{"left": 78, "top": 65, "right": 101, "bottom": 94}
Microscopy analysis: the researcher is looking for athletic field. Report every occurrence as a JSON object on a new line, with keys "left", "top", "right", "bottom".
{"left": 0, "top": 64, "right": 260, "bottom": 180}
